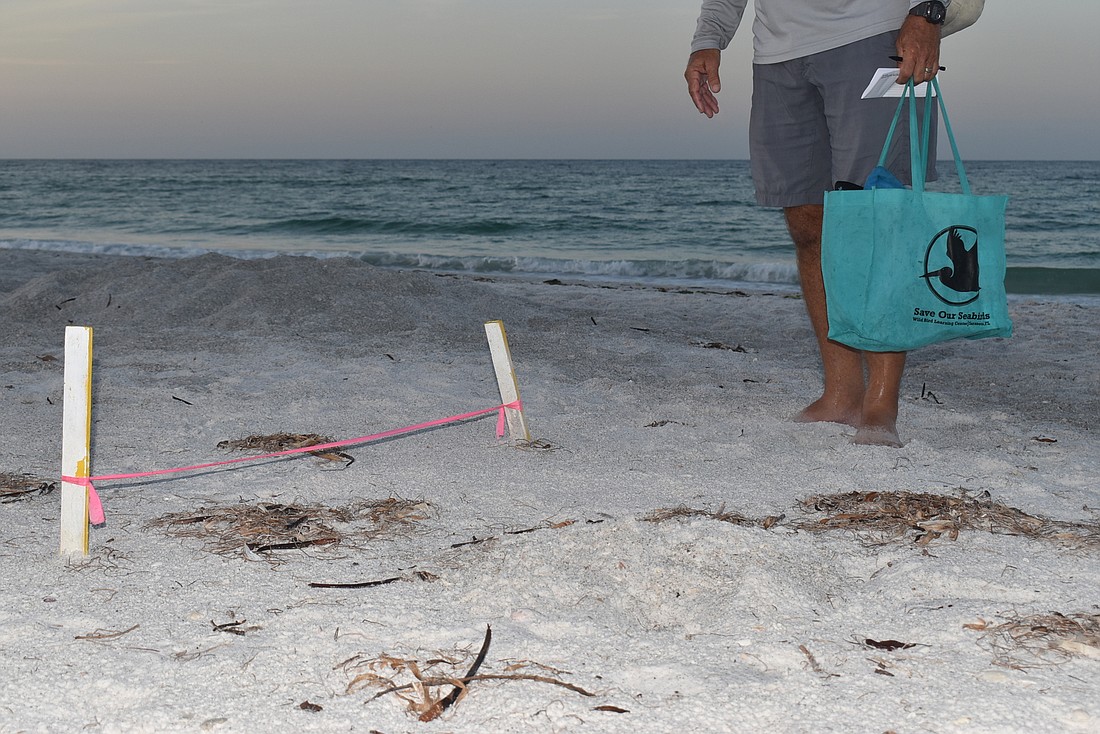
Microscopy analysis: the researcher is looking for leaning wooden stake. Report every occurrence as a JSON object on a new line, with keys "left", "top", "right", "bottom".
{"left": 60, "top": 326, "right": 94, "bottom": 557}
{"left": 484, "top": 320, "right": 530, "bottom": 444}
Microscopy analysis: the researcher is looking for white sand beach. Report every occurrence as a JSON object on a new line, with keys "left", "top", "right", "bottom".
{"left": 1, "top": 249, "right": 1098, "bottom": 733}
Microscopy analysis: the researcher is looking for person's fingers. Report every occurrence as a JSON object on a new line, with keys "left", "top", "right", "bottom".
{"left": 686, "top": 73, "right": 716, "bottom": 116}
{"left": 693, "top": 84, "right": 719, "bottom": 118}
{"left": 895, "top": 17, "right": 942, "bottom": 84}
{"left": 685, "top": 50, "right": 721, "bottom": 117}
{"left": 706, "top": 60, "right": 721, "bottom": 95}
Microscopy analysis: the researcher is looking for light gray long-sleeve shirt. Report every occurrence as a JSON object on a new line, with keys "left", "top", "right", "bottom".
{"left": 691, "top": 0, "right": 945, "bottom": 64}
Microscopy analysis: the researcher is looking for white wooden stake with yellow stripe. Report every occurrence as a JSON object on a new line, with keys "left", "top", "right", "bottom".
{"left": 60, "top": 326, "right": 93, "bottom": 557}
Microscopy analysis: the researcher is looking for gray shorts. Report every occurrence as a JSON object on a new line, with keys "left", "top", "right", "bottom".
{"left": 749, "top": 31, "right": 936, "bottom": 207}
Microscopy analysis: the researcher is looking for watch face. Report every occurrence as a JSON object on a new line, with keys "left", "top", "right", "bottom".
{"left": 912, "top": 1, "right": 947, "bottom": 23}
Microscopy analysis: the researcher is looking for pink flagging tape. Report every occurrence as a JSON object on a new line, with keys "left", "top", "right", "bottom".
{"left": 63, "top": 400, "right": 522, "bottom": 528}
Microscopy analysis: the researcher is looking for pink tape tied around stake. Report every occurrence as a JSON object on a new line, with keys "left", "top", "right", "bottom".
{"left": 63, "top": 400, "right": 521, "bottom": 528}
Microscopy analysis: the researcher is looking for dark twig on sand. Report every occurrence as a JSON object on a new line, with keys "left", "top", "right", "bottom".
{"left": 0, "top": 472, "right": 56, "bottom": 503}
{"left": 248, "top": 537, "right": 338, "bottom": 553}
{"left": 450, "top": 519, "right": 577, "bottom": 549}
{"left": 309, "top": 577, "right": 402, "bottom": 589}
{"left": 418, "top": 625, "right": 492, "bottom": 722}
{"left": 75, "top": 624, "right": 140, "bottom": 642}
{"left": 798, "top": 644, "right": 839, "bottom": 678}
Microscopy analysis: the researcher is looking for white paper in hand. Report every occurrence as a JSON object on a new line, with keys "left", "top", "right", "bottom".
{"left": 861, "top": 68, "right": 938, "bottom": 99}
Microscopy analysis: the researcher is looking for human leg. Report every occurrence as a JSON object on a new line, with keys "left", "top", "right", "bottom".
{"left": 750, "top": 60, "right": 866, "bottom": 426}
{"left": 854, "top": 351, "right": 906, "bottom": 446}
{"left": 784, "top": 204, "right": 865, "bottom": 426}
{"left": 788, "top": 204, "right": 906, "bottom": 444}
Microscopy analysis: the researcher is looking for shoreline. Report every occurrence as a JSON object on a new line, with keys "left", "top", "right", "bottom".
{"left": 3, "top": 242, "right": 1099, "bottom": 300}
{"left": 2, "top": 248, "right": 1098, "bottom": 732}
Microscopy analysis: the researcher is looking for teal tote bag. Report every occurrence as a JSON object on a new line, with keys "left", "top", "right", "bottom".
{"left": 821, "top": 79, "right": 1011, "bottom": 352}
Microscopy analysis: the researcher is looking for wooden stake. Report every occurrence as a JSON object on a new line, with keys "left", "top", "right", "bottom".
{"left": 60, "top": 326, "right": 93, "bottom": 557}
{"left": 484, "top": 321, "right": 530, "bottom": 443}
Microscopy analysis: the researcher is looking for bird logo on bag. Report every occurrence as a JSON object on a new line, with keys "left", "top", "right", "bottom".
{"left": 922, "top": 225, "right": 980, "bottom": 306}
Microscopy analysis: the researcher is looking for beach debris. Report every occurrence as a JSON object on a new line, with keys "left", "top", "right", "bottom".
{"left": 63, "top": 545, "right": 132, "bottom": 575}
{"left": 310, "top": 576, "right": 403, "bottom": 590}
{"left": 450, "top": 535, "right": 495, "bottom": 549}
{"left": 514, "top": 438, "right": 560, "bottom": 452}
{"left": 298, "top": 701, "right": 323, "bottom": 713}
{"left": 644, "top": 419, "right": 690, "bottom": 428}
{"left": 692, "top": 340, "right": 747, "bottom": 352}
{"left": 918, "top": 383, "right": 943, "bottom": 404}
{"left": 870, "top": 660, "right": 896, "bottom": 677}
{"left": 449, "top": 519, "right": 577, "bottom": 549}
{"left": 1031, "top": 435, "right": 1058, "bottom": 443}
{"left": 796, "top": 490, "right": 1100, "bottom": 548}
{"left": 419, "top": 625, "right": 492, "bottom": 722}
{"left": 148, "top": 498, "right": 430, "bottom": 557}
{"left": 75, "top": 624, "right": 140, "bottom": 642}
{"left": 248, "top": 537, "right": 339, "bottom": 553}
{"left": 594, "top": 705, "right": 630, "bottom": 714}
{"left": 798, "top": 644, "right": 839, "bottom": 678}
{"left": 217, "top": 432, "right": 355, "bottom": 466}
{"left": 0, "top": 472, "right": 56, "bottom": 503}
{"left": 643, "top": 504, "right": 761, "bottom": 529}
{"left": 211, "top": 618, "right": 262, "bottom": 636}
{"left": 861, "top": 638, "right": 917, "bottom": 652}
{"left": 347, "top": 626, "right": 596, "bottom": 721}
{"left": 973, "top": 612, "right": 1100, "bottom": 668}
{"left": 507, "top": 520, "right": 575, "bottom": 535}
{"left": 172, "top": 395, "right": 194, "bottom": 406}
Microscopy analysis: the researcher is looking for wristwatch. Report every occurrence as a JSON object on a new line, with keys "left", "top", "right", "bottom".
{"left": 909, "top": 1, "right": 947, "bottom": 25}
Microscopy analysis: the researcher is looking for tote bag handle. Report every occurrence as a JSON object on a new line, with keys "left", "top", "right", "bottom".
{"left": 874, "top": 78, "right": 970, "bottom": 195}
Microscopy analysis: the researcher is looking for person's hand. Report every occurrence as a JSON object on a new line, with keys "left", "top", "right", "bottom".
{"left": 895, "top": 15, "right": 942, "bottom": 85}
{"left": 685, "top": 49, "right": 722, "bottom": 118}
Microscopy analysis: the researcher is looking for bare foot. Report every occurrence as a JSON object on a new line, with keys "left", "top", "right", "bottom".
{"left": 852, "top": 424, "right": 903, "bottom": 447}
{"left": 851, "top": 407, "right": 902, "bottom": 447}
{"left": 794, "top": 395, "right": 862, "bottom": 427}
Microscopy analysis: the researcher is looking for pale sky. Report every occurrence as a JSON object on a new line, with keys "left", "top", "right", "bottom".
{"left": 1, "top": 0, "right": 1096, "bottom": 159}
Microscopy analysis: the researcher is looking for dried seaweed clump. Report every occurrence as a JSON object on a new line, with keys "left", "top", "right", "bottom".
{"left": 643, "top": 504, "right": 762, "bottom": 528}
{"left": 1, "top": 472, "right": 56, "bottom": 503}
{"left": 217, "top": 432, "right": 353, "bottom": 464}
{"left": 340, "top": 628, "right": 594, "bottom": 722}
{"left": 342, "top": 650, "right": 473, "bottom": 720}
{"left": 147, "top": 498, "right": 430, "bottom": 556}
{"left": 972, "top": 612, "right": 1100, "bottom": 668}
{"left": 796, "top": 490, "right": 1100, "bottom": 547}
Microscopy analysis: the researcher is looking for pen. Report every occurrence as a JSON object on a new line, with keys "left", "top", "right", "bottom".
{"left": 890, "top": 55, "right": 946, "bottom": 71}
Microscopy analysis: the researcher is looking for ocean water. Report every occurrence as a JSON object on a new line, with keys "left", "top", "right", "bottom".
{"left": 1, "top": 159, "right": 1097, "bottom": 295}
